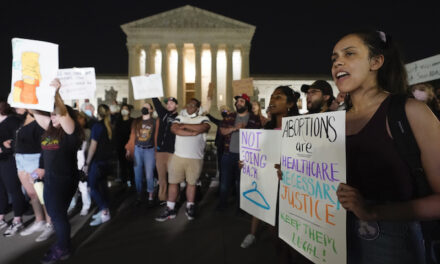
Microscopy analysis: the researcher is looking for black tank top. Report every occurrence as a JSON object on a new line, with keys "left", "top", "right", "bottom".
{"left": 346, "top": 96, "right": 414, "bottom": 201}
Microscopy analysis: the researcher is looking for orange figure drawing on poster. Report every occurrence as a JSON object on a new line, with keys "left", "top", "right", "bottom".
{"left": 13, "top": 52, "right": 41, "bottom": 104}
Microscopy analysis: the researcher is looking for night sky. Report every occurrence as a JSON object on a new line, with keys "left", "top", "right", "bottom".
{"left": 1, "top": 1, "right": 439, "bottom": 99}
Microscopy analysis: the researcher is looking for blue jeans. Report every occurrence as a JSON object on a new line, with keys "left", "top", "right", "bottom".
{"left": 347, "top": 213, "right": 426, "bottom": 264}
{"left": 134, "top": 146, "right": 156, "bottom": 194}
{"left": 44, "top": 172, "right": 77, "bottom": 250}
{"left": 219, "top": 152, "right": 240, "bottom": 208}
{"left": 88, "top": 161, "right": 110, "bottom": 211}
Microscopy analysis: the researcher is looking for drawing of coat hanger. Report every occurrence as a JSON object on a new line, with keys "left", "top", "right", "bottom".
{"left": 242, "top": 181, "right": 270, "bottom": 210}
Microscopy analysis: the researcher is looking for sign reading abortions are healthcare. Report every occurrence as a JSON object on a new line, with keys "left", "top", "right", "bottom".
{"left": 239, "top": 129, "right": 281, "bottom": 226}
{"left": 279, "top": 111, "right": 346, "bottom": 264}
{"left": 9, "top": 38, "right": 59, "bottom": 112}
{"left": 57, "top": 68, "right": 96, "bottom": 100}
{"left": 131, "top": 74, "right": 164, "bottom": 100}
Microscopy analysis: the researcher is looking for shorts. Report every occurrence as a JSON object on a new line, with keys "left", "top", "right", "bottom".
{"left": 168, "top": 154, "right": 203, "bottom": 185}
{"left": 15, "top": 153, "right": 40, "bottom": 174}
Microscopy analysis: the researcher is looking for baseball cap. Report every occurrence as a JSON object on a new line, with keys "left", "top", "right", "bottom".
{"left": 234, "top": 93, "right": 251, "bottom": 102}
{"left": 164, "top": 97, "right": 178, "bottom": 105}
{"left": 301, "top": 80, "right": 334, "bottom": 96}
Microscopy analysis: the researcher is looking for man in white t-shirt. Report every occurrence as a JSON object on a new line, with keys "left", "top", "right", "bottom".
{"left": 155, "top": 98, "right": 210, "bottom": 221}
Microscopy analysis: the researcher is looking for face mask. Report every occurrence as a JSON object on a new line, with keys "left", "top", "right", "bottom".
{"left": 413, "top": 90, "right": 428, "bottom": 102}
{"left": 17, "top": 111, "right": 27, "bottom": 120}
{"left": 121, "top": 109, "right": 129, "bottom": 116}
{"left": 141, "top": 107, "right": 149, "bottom": 115}
{"left": 84, "top": 110, "right": 92, "bottom": 117}
{"left": 221, "top": 112, "right": 228, "bottom": 118}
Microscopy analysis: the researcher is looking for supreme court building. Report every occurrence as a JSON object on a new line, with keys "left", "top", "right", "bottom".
{"left": 91, "top": 5, "right": 337, "bottom": 115}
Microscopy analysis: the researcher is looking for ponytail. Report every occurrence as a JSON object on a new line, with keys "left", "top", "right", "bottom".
{"left": 98, "top": 104, "right": 112, "bottom": 140}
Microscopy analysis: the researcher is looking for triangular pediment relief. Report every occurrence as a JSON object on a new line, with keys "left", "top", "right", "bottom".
{"left": 121, "top": 5, "right": 255, "bottom": 30}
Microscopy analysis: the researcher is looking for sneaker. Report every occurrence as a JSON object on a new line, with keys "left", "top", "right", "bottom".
{"left": 92, "top": 211, "right": 101, "bottom": 219}
{"left": 80, "top": 207, "right": 89, "bottom": 216}
{"left": 40, "top": 245, "right": 70, "bottom": 264}
{"left": 240, "top": 234, "right": 256, "bottom": 248}
{"left": 155, "top": 207, "right": 177, "bottom": 222}
{"left": 185, "top": 205, "right": 195, "bottom": 220}
{"left": 90, "top": 211, "right": 110, "bottom": 226}
{"left": 20, "top": 221, "right": 46, "bottom": 236}
{"left": 147, "top": 199, "right": 154, "bottom": 208}
{"left": 36, "top": 223, "right": 54, "bottom": 242}
{"left": 0, "top": 220, "right": 7, "bottom": 230}
{"left": 3, "top": 221, "right": 23, "bottom": 237}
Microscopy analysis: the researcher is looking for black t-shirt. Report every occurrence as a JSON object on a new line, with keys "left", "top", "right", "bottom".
{"left": 0, "top": 115, "right": 22, "bottom": 159}
{"left": 114, "top": 117, "right": 133, "bottom": 149}
{"left": 91, "top": 121, "right": 113, "bottom": 161}
{"left": 15, "top": 120, "right": 45, "bottom": 154}
{"left": 41, "top": 127, "right": 80, "bottom": 177}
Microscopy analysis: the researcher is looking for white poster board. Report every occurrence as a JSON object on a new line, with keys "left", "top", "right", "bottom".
{"left": 131, "top": 74, "right": 164, "bottom": 100}
{"left": 239, "top": 129, "right": 281, "bottom": 226}
{"left": 406, "top": 54, "right": 440, "bottom": 85}
{"left": 9, "top": 38, "right": 58, "bottom": 112}
{"left": 57, "top": 67, "right": 96, "bottom": 100}
{"left": 279, "top": 111, "right": 346, "bottom": 264}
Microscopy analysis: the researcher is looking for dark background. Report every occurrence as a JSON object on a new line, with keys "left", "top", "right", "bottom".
{"left": 1, "top": 1, "right": 439, "bottom": 99}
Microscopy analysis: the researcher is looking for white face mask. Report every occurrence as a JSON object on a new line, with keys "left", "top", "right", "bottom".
{"left": 110, "top": 105, "right": 119, "bottom": 113}
{"left": 121, "top": 109, "right": 129, "bottom": 116}
{"left": 413, "top": 90, "right": 429, "bottom": 102}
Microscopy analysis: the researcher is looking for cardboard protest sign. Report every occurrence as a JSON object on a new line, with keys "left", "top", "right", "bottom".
{"left": 9, "top": 38, "right": 58, "bottom": 112}
{"left": 279, "top": 111, "right": 346, "bottom": 264}
{"left": 57, "top": 68, "right": 96, "bottom": 100}
{"left": 240, "top": 129, "right": 281, "bottom": 226}
{"left": 232, "top": 78, "right": 254, "bottom": 96}
{"left": 406, "top": 54, "right": 440, "bottom": 85}
{"left": 131, "top": 74, "right": 164, "bottom": 100}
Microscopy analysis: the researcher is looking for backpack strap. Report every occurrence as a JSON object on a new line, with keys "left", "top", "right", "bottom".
{"left": 387, "top": 94, "right": 431, "bottom": 197}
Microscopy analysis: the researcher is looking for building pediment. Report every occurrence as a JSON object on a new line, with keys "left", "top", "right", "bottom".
{"left": 121, "top": 5, "right": 255, "bottom": 32}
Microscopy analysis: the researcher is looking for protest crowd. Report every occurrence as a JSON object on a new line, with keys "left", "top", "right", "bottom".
{"left": 2, "top": 29, "right": 440, "bottom": 264}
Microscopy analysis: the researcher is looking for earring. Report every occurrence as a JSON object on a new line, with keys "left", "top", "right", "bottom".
{"left": 287, "top": 108, "right": 290, "bottom": 112}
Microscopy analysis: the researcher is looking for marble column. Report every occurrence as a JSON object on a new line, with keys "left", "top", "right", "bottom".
{"left": 194, "top": 43, "right": 202, "bottom": 100}
{"left": 225, "top": 44, "right": 234, "bottom": 109}
{"left": 160, "top": 44, "right": 169, "bottom": 97}
{"left": 176, "top": 43, "right": 185, "bottom": 107}
{"left": 210, "top": 45, "right": 219, "bottom": 115}
{"left": 148, "top": 45, "right": 156, "bottom": 74}
{"left": 127, "top": 45, "right": 140, "bottom": 105}
{"left": 241, "top": 44, "right": 250, "bottom": 79}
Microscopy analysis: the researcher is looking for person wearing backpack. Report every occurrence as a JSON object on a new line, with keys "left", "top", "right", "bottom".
{"left": 333, "top": 30, "right": 440, "bottom": 264}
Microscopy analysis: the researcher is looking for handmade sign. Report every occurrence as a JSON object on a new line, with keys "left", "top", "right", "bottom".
{"left": 9, "top": 38, "right": 58, "bottom": 112}
{"left": 57, "top": 68, "right": 96, "bottom": 100}
{"left": 406, "top": 54, "right": 440, "bottom": 85}
{"left": 131, "top": 74, "right": 164, "bottom": 99}
{"left": 232, "top": 78, "right": 254, "bottom": 96}
{"left": 279, "top": 111, "right": 347, "bottom": 264}
{"left": 240, "top": 129, "right": 280, "bottom": 226}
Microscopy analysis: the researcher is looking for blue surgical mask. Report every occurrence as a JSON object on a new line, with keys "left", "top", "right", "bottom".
{"left": 84, "top": 110, "right": 92, "bottom": 117}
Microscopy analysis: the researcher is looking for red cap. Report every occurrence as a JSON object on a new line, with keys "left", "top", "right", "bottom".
{"left": 234, "top": 93, "right": 250, "bottom": 102}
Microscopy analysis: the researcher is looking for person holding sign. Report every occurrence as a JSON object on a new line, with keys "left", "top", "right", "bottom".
{"left": 332, "top": 30, "right": 440, "bottom": 263}
{"left": 31, "top": 79, "right": 83, "bottom": 263}
{"left": 217, "top": 94, "right": 262, "bottom": 211}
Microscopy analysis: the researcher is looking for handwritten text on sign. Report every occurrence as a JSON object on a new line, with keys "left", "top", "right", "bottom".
{"left": 406, "top": 54, "right": 440, "bottom": 85}
{"left": 57, "top": 68, "right": 96, "bottom": 100}
{"left": 240, "top": 129, "right": 280, "bottom": 226}
{"left": 279, "top": 111, "right": 346, "bottom": 264}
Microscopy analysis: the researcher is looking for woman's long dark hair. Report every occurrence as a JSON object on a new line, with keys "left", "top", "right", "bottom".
{"left": 264, "top": 86, "right": 300, "bottom": 129}
{"left": 342, "top": 30, "right": 408, "bottom": 109}
{"left": 43, "top": 105, "right": 84, "bottom": 148}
